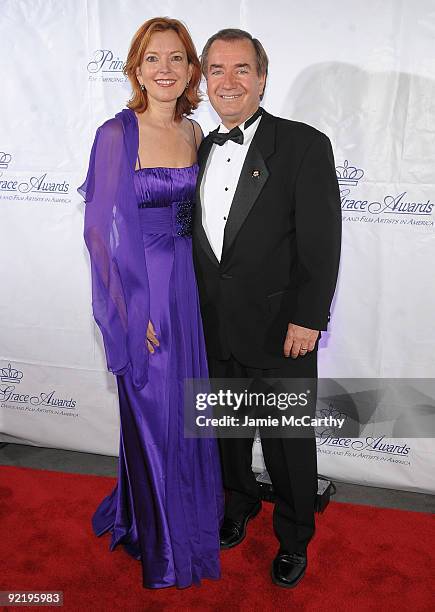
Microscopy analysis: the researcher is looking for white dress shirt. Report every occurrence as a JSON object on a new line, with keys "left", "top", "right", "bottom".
{"left": 201, "top": 114, "right": 262, "bottom": 261}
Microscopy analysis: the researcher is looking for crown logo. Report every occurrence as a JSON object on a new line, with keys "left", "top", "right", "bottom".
{"left": 0, "top": 152, "right": 12, "bottom": 170}
{"left": 318, "top": 402, "right": 347, "bottom": 423}
{"left": 0, "top": 363, "right": 23, "bottom": 384}
{"left": 315, "top": 401, "right": 348, "bottom": 438}
{"left": 335, "top": 160, "right": 364, "bottom": 186}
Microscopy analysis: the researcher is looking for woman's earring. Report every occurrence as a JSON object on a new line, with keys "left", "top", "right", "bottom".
{"left": 185, "top": 80, "right": 190, "bottom": 90}
{"left": 140, "top": 84, "right": 145, "bottom": 92}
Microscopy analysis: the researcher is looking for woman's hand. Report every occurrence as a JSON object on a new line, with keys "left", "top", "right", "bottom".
{"left": 146, "top": 320, "right": 160, "bottom": 354}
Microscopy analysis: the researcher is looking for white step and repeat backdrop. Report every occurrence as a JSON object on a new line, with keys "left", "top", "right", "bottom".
{"left": 1, "top": 0, "right": 434, "bottom": 493}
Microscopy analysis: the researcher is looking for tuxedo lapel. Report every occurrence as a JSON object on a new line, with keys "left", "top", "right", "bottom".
{"left": 221, "top": 113, "right": 276, "bottom": 262}
{"left": 194, "top": 136, "right": 219, "bottom": 267}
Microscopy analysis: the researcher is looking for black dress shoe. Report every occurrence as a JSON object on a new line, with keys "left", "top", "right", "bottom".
{"left": 271, "top": 550, "right": 307, "bottom": 588}
{"left": 219, "top": 502, "right": 262, "bottom": 549}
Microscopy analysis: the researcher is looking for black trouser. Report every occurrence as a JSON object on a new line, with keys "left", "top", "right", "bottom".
{"left": 209, "top": 352, "right": 318, "bottom": 554}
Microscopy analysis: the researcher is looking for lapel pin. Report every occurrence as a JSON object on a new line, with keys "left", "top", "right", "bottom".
{"left": 252, "top": 169, "right": 261, "bottom": 178}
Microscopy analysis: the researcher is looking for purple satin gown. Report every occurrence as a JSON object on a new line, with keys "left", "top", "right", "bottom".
{"left": 91, "top": 163, "right": 224, "bottom": 589}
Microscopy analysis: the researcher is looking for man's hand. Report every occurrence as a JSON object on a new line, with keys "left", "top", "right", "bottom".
{"left": 283, "top": 323, "right": 319, "bottom": 358}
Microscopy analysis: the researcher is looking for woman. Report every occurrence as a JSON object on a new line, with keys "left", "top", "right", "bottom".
{"left": 79, "top": 17, "right": 223, "bottom": 589}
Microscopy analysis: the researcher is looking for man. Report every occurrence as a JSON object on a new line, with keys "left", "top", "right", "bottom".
{"left": 193, "top": 29, "right": 341, "bottom": 588}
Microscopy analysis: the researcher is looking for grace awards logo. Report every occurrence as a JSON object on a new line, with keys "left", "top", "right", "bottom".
{"left": 87, "top": 49, "right": 127, "bottom": 83}
{"left": 0, "top": 363, "right": 78, "bottom": 417}
{"left": 0, "top": 151, "right": 70, "bottom": 205}
{"left": 336, "top": 160, "right": 433, "bottom": 228}
{"left": 315, "top": 402, "right": 411, "bottom": 467}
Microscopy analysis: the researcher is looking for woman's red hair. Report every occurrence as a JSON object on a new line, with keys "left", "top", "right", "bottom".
{"left": 124, "top": 17, "right": 201, "bottom": 120}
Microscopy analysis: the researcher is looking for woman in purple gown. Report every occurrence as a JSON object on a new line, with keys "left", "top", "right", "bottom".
{"left": 78, "top": 17, "right": 224, "bottom": 589}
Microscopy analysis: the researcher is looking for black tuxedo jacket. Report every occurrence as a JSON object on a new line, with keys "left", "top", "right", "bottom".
{"left": 192, "top": 110, "right": 341, "bottom": 369}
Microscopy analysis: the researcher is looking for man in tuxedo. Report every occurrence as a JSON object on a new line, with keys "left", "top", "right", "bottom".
{"left": 193, "top": 28, "right": 341, "bottom": 588}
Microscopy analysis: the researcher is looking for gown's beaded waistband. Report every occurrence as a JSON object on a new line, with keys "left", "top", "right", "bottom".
{"left": 134, "top": 166, "right": 196, "bottom": 237}
{"left": 138, "top": 200, "right": 194, "bottom": 237}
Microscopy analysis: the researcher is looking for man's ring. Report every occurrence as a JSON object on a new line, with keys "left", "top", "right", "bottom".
{"left": 300, "top": 347, "right": 308, "bottom": 353}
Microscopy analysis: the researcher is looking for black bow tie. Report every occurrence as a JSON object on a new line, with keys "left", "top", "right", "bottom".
{"left": 210, "top": 126, "right": 244, "bottom": 146}
{"left": 209, "top": 107, "right": 264, "bottom": 146}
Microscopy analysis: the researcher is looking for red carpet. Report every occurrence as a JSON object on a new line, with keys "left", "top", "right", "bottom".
{"left": 0, "top": 466, "right": 433, "bottom": 611}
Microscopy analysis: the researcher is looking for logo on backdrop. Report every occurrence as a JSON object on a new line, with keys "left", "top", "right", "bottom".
{"left": 87, "top": 49, "right": 127, "bottom": 83}
{"left": 1, "top": 363, "right": 23, "bottom": 384}
{"left": 0, "top": 152, "right": 71, "bottom": 205}
{"left": 315, "top": 402, "right": 411, "bottom": 466}
{"left": 336, "top": 160, "right": 434, "bottom": 228}
{"left": 0, "top": 363, "right": 78, "bottom": 417}
{"left": 0, "top": 152, "right": 12, "bottom": 172}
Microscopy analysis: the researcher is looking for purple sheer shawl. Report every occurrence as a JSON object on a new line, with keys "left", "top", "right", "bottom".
{"left": 78, "top": 109, "right": 149, "bottom": 389}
